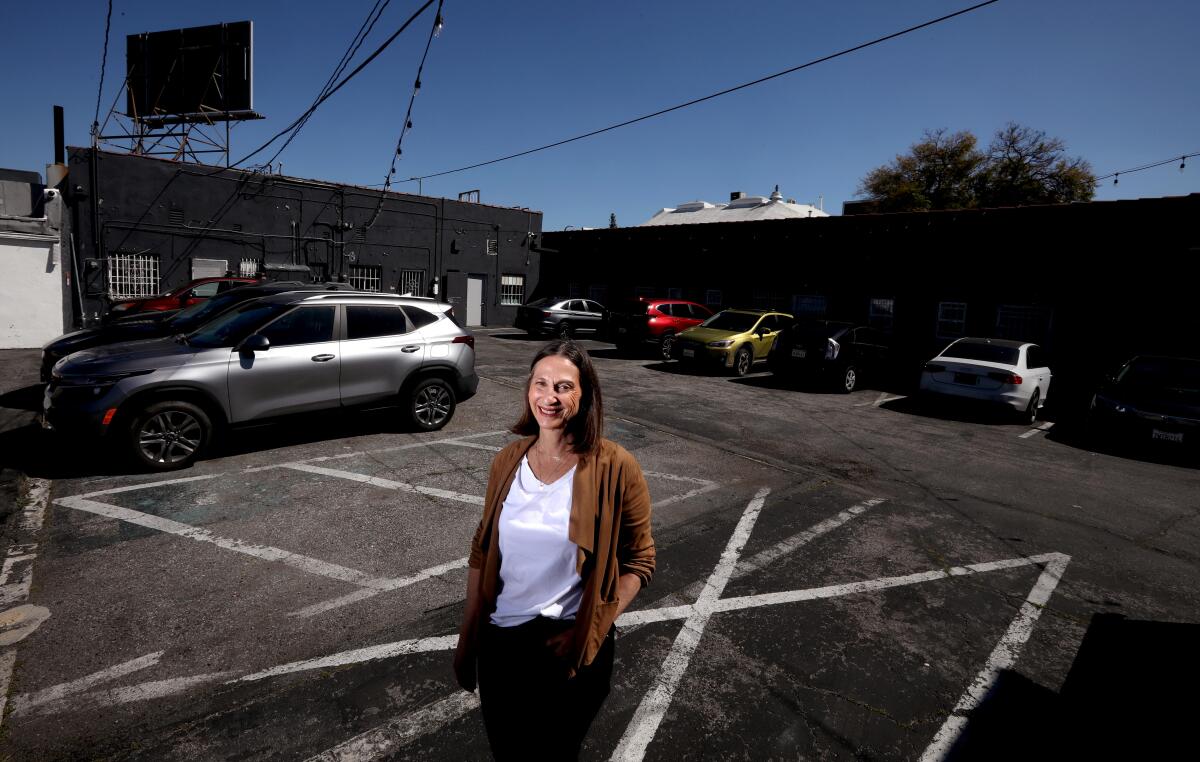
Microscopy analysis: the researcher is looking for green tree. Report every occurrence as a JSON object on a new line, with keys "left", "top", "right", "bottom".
{"left": 857, "top": 129, "right": 983, "bottom": 212}
{"left": 857, "top": 123, "right": 1095, "bottom": 211}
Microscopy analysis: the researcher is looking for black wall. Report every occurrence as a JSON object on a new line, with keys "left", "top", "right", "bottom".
{"left": 542, "top": 194, "right": 1200, "bottom": 403}
{"left": 64, "top": 148, "right": 542, "bottom": 327}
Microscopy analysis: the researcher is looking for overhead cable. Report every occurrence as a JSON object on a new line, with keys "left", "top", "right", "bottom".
{"left": 92, "top": 0, "right": 114, "bottom": 137}
{"left": 1097, "top": 151, "right": 1198, "bottom": 184}
{"left": 408, "top": 0, "right": 1002, "bottom": 181}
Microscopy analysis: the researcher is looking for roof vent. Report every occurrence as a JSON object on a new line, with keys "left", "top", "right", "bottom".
{"left": 769, "top": 185, "right": 783, "bottom": 202}
{"left": 730, "top": 191, "right": 746, "bottom": 201}
{"left": 675, "top": 201, "right": 715, "bottom": 212}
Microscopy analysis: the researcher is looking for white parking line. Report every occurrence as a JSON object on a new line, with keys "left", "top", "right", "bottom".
{"left": 305, "top": 691, "right": 481, "bottom": 762}
{"left": 855, "top": 392, "right": 906, "bottom": 408}
{"left": 288, "top": 557, "right": 470, "bottom": 619}
{"left": 246, "top": 430, "right": 514, "bottom": 471}
{"left": 919, "top": 552, "right": 1071, "bottom": 762}
{"left": 1018, "top": 421, "right": 1055, "bottom": 439}
{"left": 54, "top": 495, "right": 394, "bottom": 589}
{"left": 612, "top": 487, "right": 771, "bottom": 762}
{"left": 280, "top": 463, "right": 485, "bottom": 506}
{"left": 11, "top": 651, "right": 163, "bottom": 714}
{"left": 234, "top": 635, "right": 459, "bottom": 683}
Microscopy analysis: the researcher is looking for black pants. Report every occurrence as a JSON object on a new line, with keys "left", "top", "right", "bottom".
{"left": 478, "top": 616, "right": 615, "bottom": 761}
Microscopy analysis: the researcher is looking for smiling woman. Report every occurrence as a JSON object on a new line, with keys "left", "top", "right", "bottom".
{"left": 454, "top": 339, "right": 656, "bottom": 760}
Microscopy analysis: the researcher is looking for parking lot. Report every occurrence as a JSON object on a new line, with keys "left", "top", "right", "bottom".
{"left": 2, "top": 331, "right": 1198, "bottom": 760}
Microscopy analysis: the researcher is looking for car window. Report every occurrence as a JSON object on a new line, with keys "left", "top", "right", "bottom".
{"left": 187, "top": 301, "right": 290, "bottom": 348}
{"left": 688, "top": 304, "right": 711, "bottom": 319}
{"left": 346, "top": 305, "right": 410, "bottom": 340}
{"left": 260, "top": 306, "right": 336, "bottom": 346}
{"left": 190, "top": 282, "right": 220, "bottom": 298}
{"left": 583, "top": 300, "right": 602, "bottom": 313}
{"left": 1025, "top": 345, "right": 1047, "bottom": 369}
{"left": 657, "top": 304, "right": 676, "bottom": 317}
{"left": 702, "top": 312, "right": 758, "bottom": 332}
{"left": 216, "top": 280, "right": 243, "bottom": 293}
{"left": 759, "top": 315, "right": 781, "bottom": 332}
{"left": 402, "top": 305, "right": 439, "bottom": 329}
{"left": 943, "top": 341, "right": 1020, "bottom": 365}
{"left": 1118, "top": 357, "right": 1200, "bottom": 395}
{"left": 570, "top": 300, "right": 586, "bottom": 312}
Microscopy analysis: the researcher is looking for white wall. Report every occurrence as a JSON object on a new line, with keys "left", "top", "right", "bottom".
{"left": 0, "top": 234, "right": 64, "bottom": 348}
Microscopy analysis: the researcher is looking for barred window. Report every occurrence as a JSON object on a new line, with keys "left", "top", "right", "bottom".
{"left": 399, "top": 268, "right": 425, "bottom": 296}
{"left": 486, "top": 239, "right": 499, "bottom": 256}
{"left": 239, "top": 258, "right": 260, "bottom": 277}
{"left": 667, "top": 286, "right": 684, "bottom": 299}
{"left": 500, "top": 275, "right": 525, "bottom": 306}
{"left": 588, "top": 284, "right": 608, "bottom": 304}
{"left": 108, "top": 252, "right": 160, "bottom": 299}
{"left": 792, "top": 295, "right": 827, "bottom": 317}
{"left": 705, "top": 289, "right": 722, "bottom": 307}
{"left": 869, "top": 297, "right": 895, "bottom": 331}
{"left": 349, "top": 265, "right": 382, "bottom": 292}
{"left": 936, "top": 301, "right": 967, "bottom": 339}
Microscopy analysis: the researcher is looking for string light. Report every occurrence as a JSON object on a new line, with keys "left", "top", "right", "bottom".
{"left": 1096, "top": 150, "right": 1200, "bottom": 183}
{"left": 1113, "top": 173, "right": 1118, "bottom": 186}
{"left": 1181, "top": 156, "right": 1187, "bottom": 172}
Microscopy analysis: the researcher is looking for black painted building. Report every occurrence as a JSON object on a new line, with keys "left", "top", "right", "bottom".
{"left": 542, "top": 193, "right": 1200, "bottom": 400}
{"left": 62, "top": 148, "right": 543, "bottom": 328}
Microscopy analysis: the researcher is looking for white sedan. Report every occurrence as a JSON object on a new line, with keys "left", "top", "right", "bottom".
{"left": 919, "top": 338, "right": 1052, "bottom": 424}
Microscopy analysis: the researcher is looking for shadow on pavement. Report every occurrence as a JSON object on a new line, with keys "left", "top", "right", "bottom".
{"left": 878, "top": 395, "right": 1029, "bottom": 427}
{"left": 945, "top": 613, "right": 1195, "bottom": 760}
{"left": 0, "top": 384, "right": 42, "bottom": 413}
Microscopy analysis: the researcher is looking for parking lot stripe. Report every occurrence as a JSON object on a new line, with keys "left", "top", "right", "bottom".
{"left": 280, "top": 464, "right": 485, "bottom": 505}
{"left": 305, "top": 691, "right": 481, "bottom": 762}
{"left": 72, "top": 473, "right": 223, "bottom": 499}
{"left": 612, "top": 487, "right": 771, "bottom": 762}
{"left": 919, "top": 552, "right": 1071, "bottom": 761}
{"left": 234, "top": 635, "right": 459, "bottom": 683}
{"left": 55, "top": 496, "right": 394, "bottom": 590}
{"left": 641, "top": 471, "right": 716, "bottom": 486}
{"left": 288, "top": 557, "right": 471, "bottom": 619}
{"left": 10, "top": 650, "right": 163, "bottom": 715}
{"left": 246, "top": 430, "right": 515, "bottom": 471}
{"left": 713, "top": 553, "right": 1064, "bottom": 613}
{"left": 1018, "top": 421, "right": 1056, "bottom": 439}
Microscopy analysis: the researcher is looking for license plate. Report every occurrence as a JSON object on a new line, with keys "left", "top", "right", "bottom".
{"left": 791, "top": 348, "right": 806, "bottom": 359}
{"left": 954, "top": 373, "right": 977, "bottom": 385}
{"left": 1152, "top": 429, "right": 1183, "bottom": 443}
{"left": 682, "top": 349, "right": 695, "bottom": 358}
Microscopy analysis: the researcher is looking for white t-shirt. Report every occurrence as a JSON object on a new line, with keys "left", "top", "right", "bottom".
{"left": 491, "top": 455, "right": 583, "bottom": 627}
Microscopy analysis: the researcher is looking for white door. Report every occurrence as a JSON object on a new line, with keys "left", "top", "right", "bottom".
{"left": 467, "top": 276, "right": 484, "bottom": 326}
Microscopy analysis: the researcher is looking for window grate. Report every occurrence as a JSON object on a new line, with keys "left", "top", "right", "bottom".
{"left": 936, "top": 302, "right": 967, "bottom": 339}
{"left": 399, "top": 268, "right": 425, "bottom": 296}
{"left": 705, "top": 289, "right": 723, "bottom": 307}
{"left": 349, "top": 265, "right": 383, "bottom": 292}
{"left": 588, "top": 284, "right": 608, "bottom": 304}
{"left": 792, "top": 295, "right": 827, "bottom": 316}
{"left": 107, "top": 252, "right": 160, "bottom": 299}
{"left": 500, "top": 274, "right": 525, "bottom": 306}
{"left": 485, "top": 239, "right": 499, "bottom": 256}
{"left": 168, "top": 208, "right": 185, "bottom": 225}
{"left": 869, "top": 297, "right": 895, "bottom": 331}
{"left": 239, "top": 258, "right": 260, "bottom": 277}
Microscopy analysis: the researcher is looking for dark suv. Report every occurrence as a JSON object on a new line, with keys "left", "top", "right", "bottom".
{"left": 44, "top": 292, "right": 476, "bottom": 470}
{"left": 41, "top": 281, "right": 364, "bottom": 382}
{"left": 514, "top": 297, "right": 607, "bottom": 338}
{"left": 768, "top": 320, "right": 892, "bottom": 393}
{"left": 608, "top": 298, "right": 714, "bottom": 361}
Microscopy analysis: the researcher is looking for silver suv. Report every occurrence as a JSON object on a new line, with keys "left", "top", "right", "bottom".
{"left": 43, "top": 291, "right": 478, "bottom": 470}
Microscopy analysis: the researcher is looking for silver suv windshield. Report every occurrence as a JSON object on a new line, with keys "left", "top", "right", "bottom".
{"left": 188, "top": 302, "right": 290, "bottom": 348}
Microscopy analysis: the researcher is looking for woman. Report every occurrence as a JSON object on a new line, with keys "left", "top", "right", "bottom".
{"left": 454, "top": 339, "right": 655, "bottom": 760}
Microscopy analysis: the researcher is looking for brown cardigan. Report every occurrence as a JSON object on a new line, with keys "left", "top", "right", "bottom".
{"left": 468, "top": 436, "right": 656, "bottom": 675}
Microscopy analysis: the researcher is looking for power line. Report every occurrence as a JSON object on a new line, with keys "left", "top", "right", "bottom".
{"left": 92, "top": 0, "right": 114, "bottom": 137}
{"left": 229, "top": 0, "right": 438, "bottom": 169}
{"left": 365, "top": 0, "right": 444, "bottom": 229}
{"left": 256, "top": 0, "right": 395, "bottom": 171}
{"left": 1097, "top": 151, "right": 1198, "bottom": 184}
{"left": 409, "top": 0, "right": 1002, "bottom": 181}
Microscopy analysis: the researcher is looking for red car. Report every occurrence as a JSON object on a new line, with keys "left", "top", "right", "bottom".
{"left": 608, "top": 297, "right": 715, "bottom": 361}
{"left": 105, "top": 276, "right": 258, "bottom": 321}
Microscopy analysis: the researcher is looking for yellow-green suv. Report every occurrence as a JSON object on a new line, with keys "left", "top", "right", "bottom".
{"left": 674, "top": 309, "right": 793, "bottom": 376}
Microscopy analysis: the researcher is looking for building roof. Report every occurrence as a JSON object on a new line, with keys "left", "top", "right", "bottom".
{"left": 640, "top": 187, "right": 830, "bottom": 226}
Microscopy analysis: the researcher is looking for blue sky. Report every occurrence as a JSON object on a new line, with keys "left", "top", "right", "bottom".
{"left": 4, "top": 1, "right": 1197, "bottom": 229}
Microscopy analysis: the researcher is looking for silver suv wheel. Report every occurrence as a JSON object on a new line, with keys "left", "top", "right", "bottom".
{"left": 409, "top": 378, "right": 456, "bottom": 431}
{"left": 130, "top": 401, "right": 211, "bottom": 470}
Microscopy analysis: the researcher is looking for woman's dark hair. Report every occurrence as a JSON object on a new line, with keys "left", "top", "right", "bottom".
{"left": 512, "top": 339, "right": 604, "bottom": 455}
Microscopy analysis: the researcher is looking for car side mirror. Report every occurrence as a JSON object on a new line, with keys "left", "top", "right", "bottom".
{"left": 239, "top": 334, "right": 270, "bottom": 353}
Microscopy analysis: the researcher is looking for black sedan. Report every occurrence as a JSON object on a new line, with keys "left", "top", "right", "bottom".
{"left": 1088, "top": 355, "right": 1200, "bottom": 450}
{"left": 767, "top": 320, "right": 892, "bottom": 393}
{"left": 513, "top": 297, "right": 607, "bottom": 338}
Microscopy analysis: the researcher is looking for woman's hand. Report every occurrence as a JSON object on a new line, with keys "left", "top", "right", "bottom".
{"left": 545, "top": 628, "right": 574, "bottom": 660}
{"left": 453, "top": 634, "right": 477, "bottom": 692}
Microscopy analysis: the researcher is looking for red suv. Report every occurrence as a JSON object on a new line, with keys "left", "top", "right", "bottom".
{"left": 105, "top": 276, "right": 258, "bottom": 322}
{"left": 608, "top": 298, "right": 715, "bottom": 361}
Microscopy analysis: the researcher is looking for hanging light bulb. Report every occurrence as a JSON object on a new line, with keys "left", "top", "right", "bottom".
{"left": 434, "top": 13, "right": 444, "bottom": 37}
{"left": 1181, "top": 156, "right": 1187, "bottom": 172}
{"left": 414, "top": 79, "right": 422, "bottom": 94}
{"left": 407, "top": 120, "right": 413, "bottom": 129}
{"left": 1113, "top": 173, "right": 1119, "bottom": 186}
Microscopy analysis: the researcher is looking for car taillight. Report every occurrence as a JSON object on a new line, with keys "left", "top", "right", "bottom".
{"left": 453, "top": 335, "right": 475, "bottom": 349}
{"left": 987, "top": 371, "right": 1022, "bottom": 385}
{"left": 542, "top": 311, "right": 553, "bottom": 318}
{"left": 924, "top": 363, "right": 946, "bottom": 373}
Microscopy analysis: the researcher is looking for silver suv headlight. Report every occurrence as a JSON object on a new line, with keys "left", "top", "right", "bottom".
{"left": 57, "top": 369, "right": 153, "bottom": 388}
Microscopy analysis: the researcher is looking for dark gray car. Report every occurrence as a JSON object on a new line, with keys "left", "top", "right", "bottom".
{"left": 43, "top": 292, "right": 477, "bottom": 470}
{"left": 513, "top": 297, "right": 607, "bottom": 338}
